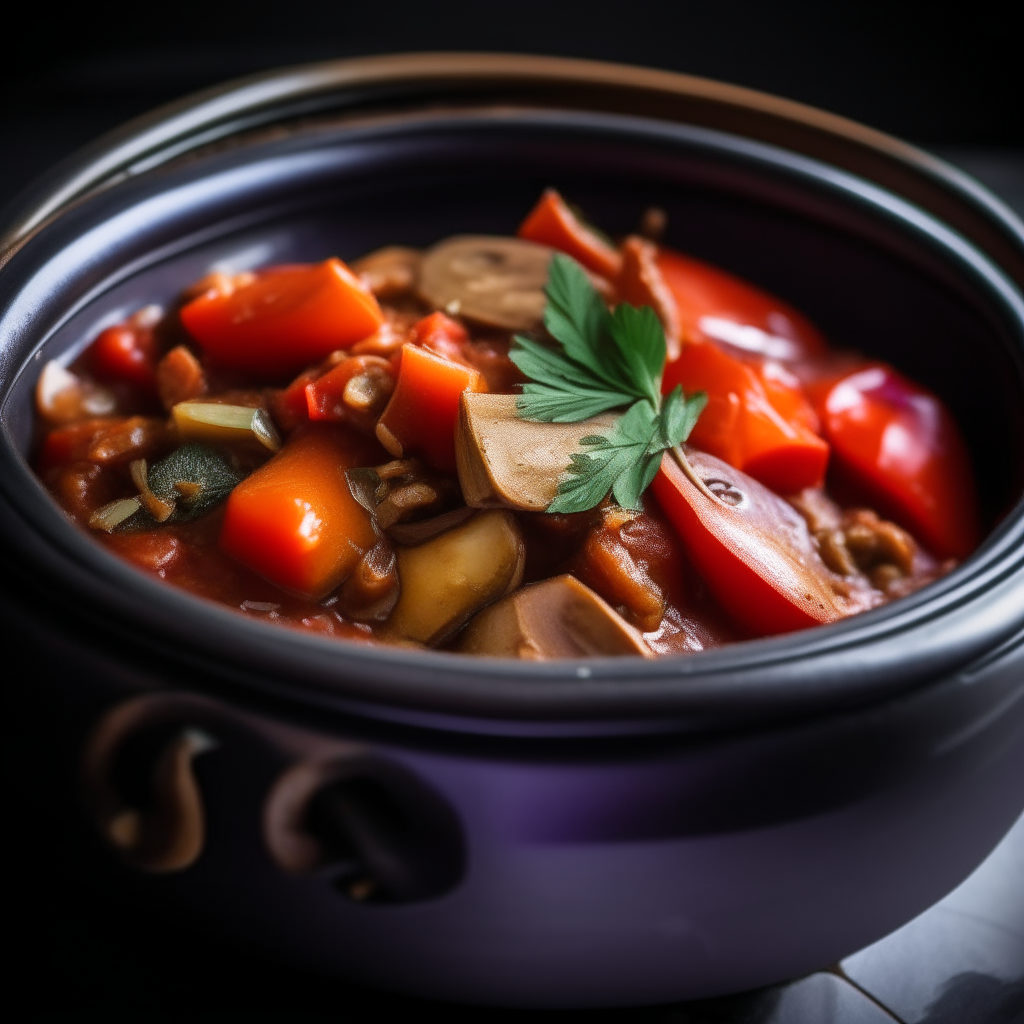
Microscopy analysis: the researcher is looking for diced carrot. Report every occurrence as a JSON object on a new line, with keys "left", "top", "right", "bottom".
{"left": 219, "top": 426, "right": 380, "bottom": 599}
{"left": 180, "top": 259, "right": 384, "bottom": 379}
{"left": 375, "top": 344, "right": 486, "bottom": 473}
{"left": 663, "top": 340, "right": 829, "bottom": 494}
{"left": 518, "top": 189, "right": 622, "bottom": 279}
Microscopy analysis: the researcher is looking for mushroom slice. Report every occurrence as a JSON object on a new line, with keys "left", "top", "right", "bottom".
{"left": 456, "top": 393, "right": 617, "bottom": 511}
{"left": 417, "top": 235, "right": 554, "bottom": 331}
{"left": 388, "top": 509, "right": 525, "bottom": 646}
{"left": 352, "top": 245, "right": 422, "bottom": 298}
{"left": 172, "top": 401, "right": 281, "bottom": 451}
{"left": 458, "top": 574, "right": 653, "bottom": 659}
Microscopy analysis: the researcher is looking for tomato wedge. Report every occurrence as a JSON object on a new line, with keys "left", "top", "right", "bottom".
{"left": 812, "top": 363, "right": 979, "bottom": 560}
{"left": 651, "top": 447, "right": 877, "bottom": 636}
{"left": 656, "top": 248, "right": 827, "bottom": 361}
{"left": 180, "top": 259, "right": 384, "bottom": 378}
{"left": 663, "top": 340, "right": 829, "bottom": 493}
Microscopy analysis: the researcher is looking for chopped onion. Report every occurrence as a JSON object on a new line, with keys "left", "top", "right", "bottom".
{"left": 172, "top": 402, "right": 281, "bottom": 451}
{"left": 88, "top": 497, "right": 142, "bottom": 532}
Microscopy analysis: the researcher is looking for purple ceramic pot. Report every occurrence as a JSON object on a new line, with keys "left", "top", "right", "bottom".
{"left": 1, "top": 55, "right": 1022, "bottom": 1007}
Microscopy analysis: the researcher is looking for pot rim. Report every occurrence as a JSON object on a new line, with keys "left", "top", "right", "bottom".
{"left": 2, "top": 54, "right": 1023, "bottom": 735}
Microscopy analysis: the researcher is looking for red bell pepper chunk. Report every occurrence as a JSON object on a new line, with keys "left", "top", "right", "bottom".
{"left": 656, "top": 248, "right": 827, "bottom": 361}
{"left": 219, "top": 426, "right": 380, "bottom": 599}
{"left": 304, "top": 355, "right": 396, "bottom": 423}
{"left": 375, "top": 344, "right": 486, "bottom": 473}
{"left": 651, "top": 447, "right": 875, "bottom": 636}
{"left": 409, "top": 311, "right": 471, "bottom": 365}
{"left": 518, "top": 189, "right": 622, "bottom": 280}
{"left": 663, "top": 339, "right": 829, "bottom": 494}
{"left": 813, "top": 364, "right": 979, "bottom": 559}
{"left": 180, "top": 259, "right": 384, "bottom": 379}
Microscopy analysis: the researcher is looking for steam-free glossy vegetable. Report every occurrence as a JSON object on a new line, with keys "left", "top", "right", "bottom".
{"left": 388, "top": 510, "right": 526, "bottom": 645}
{"left": 219, "top": 426, "right": 379, "bottom": 599}
{"left": 180, "top": 259, "right": 384, "bottom": 377}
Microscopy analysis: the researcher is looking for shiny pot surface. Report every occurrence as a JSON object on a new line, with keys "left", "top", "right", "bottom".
{"left": 1, "top": 55, "right": 1023, "bottom": 1006}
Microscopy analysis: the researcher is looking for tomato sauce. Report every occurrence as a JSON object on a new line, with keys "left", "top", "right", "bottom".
{"left": 32, "top": 191, "right": 974, "bottom": 658}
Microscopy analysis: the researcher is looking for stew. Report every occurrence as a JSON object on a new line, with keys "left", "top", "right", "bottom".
{"left": 33, "top": 192, "right": 978, "bottom": 658}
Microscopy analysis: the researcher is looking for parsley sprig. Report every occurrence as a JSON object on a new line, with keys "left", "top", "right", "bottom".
{"left": 510, "top": 254, "right": 707, "bottom": 514}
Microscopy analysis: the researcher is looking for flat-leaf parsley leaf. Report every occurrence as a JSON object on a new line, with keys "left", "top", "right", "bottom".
{"left": 510, "top": 254, "right": 707, "bottom": 514}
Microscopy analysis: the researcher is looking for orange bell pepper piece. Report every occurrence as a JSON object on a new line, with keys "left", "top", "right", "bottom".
{"left": 180, "top": 259, "right": 384, "bottom": 379}
{"left": 375, "top": 344, "right": 486, "bottom": 473}
{"left": 518, "top": 189, "right": 622, "bottom": 280}
{"left": 663, "top": 340, "right": 829, "bottom": 494}
{"left": 219, "top": 426, "right": 380, "bottom": 599}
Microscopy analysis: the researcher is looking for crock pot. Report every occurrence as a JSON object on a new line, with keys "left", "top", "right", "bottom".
{"left": 1, "top": 54, "right": 1022, "bottom": 1008}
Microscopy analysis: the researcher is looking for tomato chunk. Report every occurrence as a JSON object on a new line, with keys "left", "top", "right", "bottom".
{"left": 813, "top": 364, "right": 979, "bottom": 559}
{"left": 656, "top": 248, "right": 827, "bottom": 361}
{"left": 663, "top": 339, "right": 829, "bottom": 493}
{"left": 651, "top": 447, "right": 876, "bottom": 636}
{"left": 180, "top": 259, "right": 384, "bottom": 379}
{"left": 518, "top": 189, "right": 622, "bottom": 280}
{"left": 375, "top": 344, "right": 486, "bottom": 473}
{"left": 219, "top": 426, "right": 380, "bottom": 599}
{"left": 89, "top": 322, "right": 159, "bottom": 394}
{"left": 409, "top": 311, "right": 471, "bottom": 365}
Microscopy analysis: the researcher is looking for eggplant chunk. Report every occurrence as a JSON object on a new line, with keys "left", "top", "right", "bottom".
{"left": 458, "top": 574, "right": 653, "bottom": 659}
{"left": 388, "top": 509, "right": 526, "bottom": 646}
{"left": 417, "top": 235, "right": 554, "bottom": 331}
{"left": 457, "top": 393, "right": 617, "bottom": 511}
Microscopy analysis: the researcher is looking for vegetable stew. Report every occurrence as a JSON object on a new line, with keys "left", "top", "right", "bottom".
{"left": 33, "top": 192, "right": 978, "bottom": 658}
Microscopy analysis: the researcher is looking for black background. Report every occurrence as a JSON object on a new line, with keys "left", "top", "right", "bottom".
{"left": 4, "top": 3, "right": 1021, "bottom": 1021}
{"left": 2, "top": 0, "right": 1021, "bottom": 215}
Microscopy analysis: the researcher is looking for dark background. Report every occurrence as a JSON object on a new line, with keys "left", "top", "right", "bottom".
{"left": 5, "top": 3, "right": 1022, "bottom": 1021}
{"left": 2, "top": 0, "right": 1022, "bottom": 217}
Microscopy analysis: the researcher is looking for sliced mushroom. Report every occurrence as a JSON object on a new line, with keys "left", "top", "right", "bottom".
{"left": 172, "top": 401, "right": 281, "bottom": 451}
{"left": 352, "top": 245, "right": 422, "bottom": 298}
{"left": 458, "top": 574, "right": 653, "bottom": 659}
{"left": 387, "top": 509, "right": 525, "bottom": 646}
{"left": 456, "top": 392, "right": 617, "bottom": 511}
{"left": 418, "top": 235, "right": 554, "bottom": 331}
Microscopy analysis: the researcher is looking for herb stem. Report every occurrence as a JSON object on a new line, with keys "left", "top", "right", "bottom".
{"left": 669, "top": 445, "right": 725, "bottom": 505}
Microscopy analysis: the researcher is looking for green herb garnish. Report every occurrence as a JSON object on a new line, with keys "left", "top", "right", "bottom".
{"left": 510, "top": 254, "right": 707, "bottom": 513}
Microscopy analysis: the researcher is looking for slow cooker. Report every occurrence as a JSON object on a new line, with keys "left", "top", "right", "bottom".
{"left": 1, "top": 54, "right": 1022, "bottom": 1007}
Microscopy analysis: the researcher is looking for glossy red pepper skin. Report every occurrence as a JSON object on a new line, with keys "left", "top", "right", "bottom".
{"left": 651, "top": 447, "right": 877, "bottom": 637}
{"left": 663, "top": 340, "right": 829, "bottom": 494}
{"left": 812, "top": 363, "right": 980, "bottom": 560}
{"left": 655, "top": 248, "right": 827, "bottom": 361}
{"left": 654, "top": 246, "right": 830, "bottom": 493}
